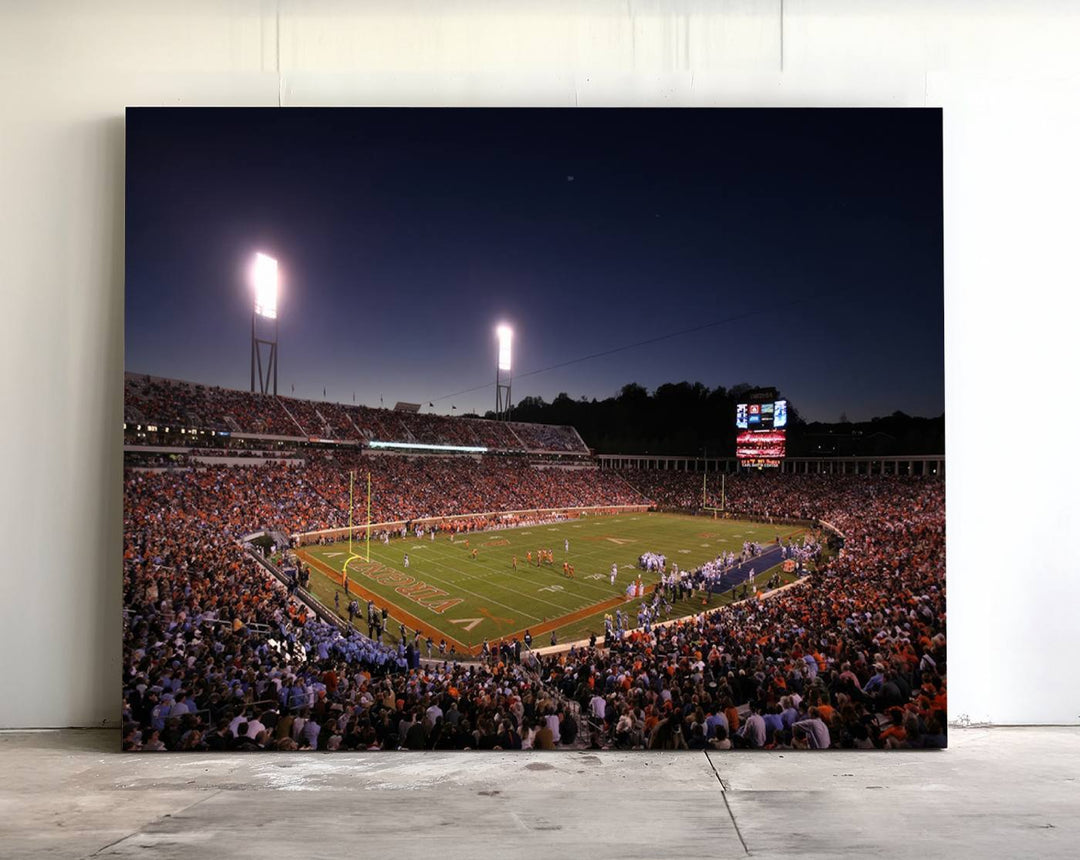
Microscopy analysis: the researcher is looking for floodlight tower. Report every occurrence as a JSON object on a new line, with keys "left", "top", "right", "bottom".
{"left": 495, "top": 324, "right": 513, "bottom": 419}
{"left": 250, "top": 252, "right": 279, "bottom": 396}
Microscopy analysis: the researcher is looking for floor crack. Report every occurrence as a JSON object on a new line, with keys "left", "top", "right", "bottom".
{"left": 84, "top": 790, "right": 222, "bottom": 858}
{"left": 703, "top": 747, "right": 730, "bottom": 791}
{"left": 722, "top": 791, "right": 751, "bottom": 855}
{"left": 704, "top": 750, "right": 749, "bottom": 855}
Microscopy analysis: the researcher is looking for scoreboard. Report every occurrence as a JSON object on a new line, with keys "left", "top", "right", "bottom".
{"left": 735, "top": 398, "right": 787, "bottom": 467}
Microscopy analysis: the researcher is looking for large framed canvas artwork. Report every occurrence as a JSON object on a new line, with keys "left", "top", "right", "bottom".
{"left": 122, "top": 108, "right": 945, "bottom": 752}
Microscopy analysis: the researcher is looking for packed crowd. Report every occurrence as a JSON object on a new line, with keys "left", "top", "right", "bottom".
{"left": 325, "top": 510, "right": 581, "bottom": 550}
{"left": 124, "top": 373, "right": 589, "bottom": 453}
{"left": 121, "top": 451, "right": 645, "bottom": 749}
{"left": 615, "top": 468, "right": 716, "bottom": 510}
{"left": 537, "top": 472, "right": 946, "bottom": 750}
{"left": 122, "top": 473, "right": 409, "bottom": 752}
{"left": 509, "top": 421, "right": 587, "bottom": 453}
{"left": 304, "top": 454, "right": 646, "bottom": 526}
{"left": 125, "top": 375, "right": 302, "bottom": 436}
{"left": 123, "top": 442, "right": 945, "bottom": 751}
{"left": 124, "top": 454, "right": 646, "bottom": 539}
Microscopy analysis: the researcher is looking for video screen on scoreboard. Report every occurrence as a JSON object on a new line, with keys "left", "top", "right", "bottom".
{"left": 735, "top": 429, "right": 787, "bottom": 465}
{"left": 735, "top": 399, "right": 787, "bottom": 430}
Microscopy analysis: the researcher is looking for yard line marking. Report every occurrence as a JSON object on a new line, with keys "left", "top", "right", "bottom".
{"left": 387, "top": 551, "right": 589, "bottom": 614}
{"left": 344, "top": 556, "right": 543, "bottom": 622}
{"left": 412, "top": 544, "right": 620, "bottom": 602}
{"left": 441, "top": 563, "right": 610, "bottom": 609}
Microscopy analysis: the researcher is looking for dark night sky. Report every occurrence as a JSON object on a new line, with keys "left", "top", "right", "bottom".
{"left": 125, "top": 108, "right": 943, "bottom": 422}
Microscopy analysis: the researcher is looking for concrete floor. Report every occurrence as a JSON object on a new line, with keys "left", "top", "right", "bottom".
{"left": 1, "top": 728, "right": 1076, "bottom": 859}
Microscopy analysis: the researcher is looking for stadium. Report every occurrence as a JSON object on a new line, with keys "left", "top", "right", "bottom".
{"left": 122, "top": 368, "right": 946, "bottom": 752}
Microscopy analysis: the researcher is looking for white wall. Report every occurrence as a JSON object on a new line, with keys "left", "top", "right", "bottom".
{"left": 1, "top": 0, "right": 1077, "bottom": 727}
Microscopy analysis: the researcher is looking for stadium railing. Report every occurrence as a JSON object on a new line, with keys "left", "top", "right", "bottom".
{"left": 816, "top": 518, "right": 847, "bottom": 540}
{"left": 193, "top": 616, "right": 275, "bottom": 636}
{"left": 244, "top": 545, "right": 351, "bottom": 636}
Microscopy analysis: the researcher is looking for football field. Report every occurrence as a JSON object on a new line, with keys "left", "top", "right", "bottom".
{"left": 295, "top": 512, "right": 807, "bottom": 656}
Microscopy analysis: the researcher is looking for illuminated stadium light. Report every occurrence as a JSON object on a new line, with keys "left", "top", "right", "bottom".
{"left": 495, "top": 323, "right": 513, "bottom": 419}
{"left": 369, "top": 440, "right": 488, "bottom": 453}
{"left": 496, "top": 324, "right": 513, "bottom": 371}
{"left": 252, "top": 252, "right": 279, "bottom": 319}
{"left": 250, "top": 252, "right": 280, "bottom": 395}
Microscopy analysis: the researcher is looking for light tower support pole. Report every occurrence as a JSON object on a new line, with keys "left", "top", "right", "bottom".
{"left": 251, "top": 316, "right": 279, "bottom": 395}
{"left": 496, "top": 366, "right": 512, "bottom": 419}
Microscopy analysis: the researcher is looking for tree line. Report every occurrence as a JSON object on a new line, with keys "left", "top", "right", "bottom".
{"left": 478, "top": 382, "right": 944, "bottom": 457}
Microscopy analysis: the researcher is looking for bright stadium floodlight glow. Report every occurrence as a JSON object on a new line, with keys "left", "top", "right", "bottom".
{"left": 252, "top": 252, "right": 278, "bottom": 319}
{"left": 496, "top": 324, "right": 513, "bottom": 371}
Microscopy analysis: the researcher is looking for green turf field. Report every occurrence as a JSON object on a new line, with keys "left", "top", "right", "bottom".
{"left": 295, "top": 512, "right": 806, "bottom": 655}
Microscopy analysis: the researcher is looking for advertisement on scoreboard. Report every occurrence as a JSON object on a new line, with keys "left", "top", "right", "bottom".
{"left": 735, "top": 399, "right": 787, "bottom": 430}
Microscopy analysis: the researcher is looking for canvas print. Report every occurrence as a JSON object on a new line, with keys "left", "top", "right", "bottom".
{"left": 123, "top": 108, "right": 945, "bottom": 752}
